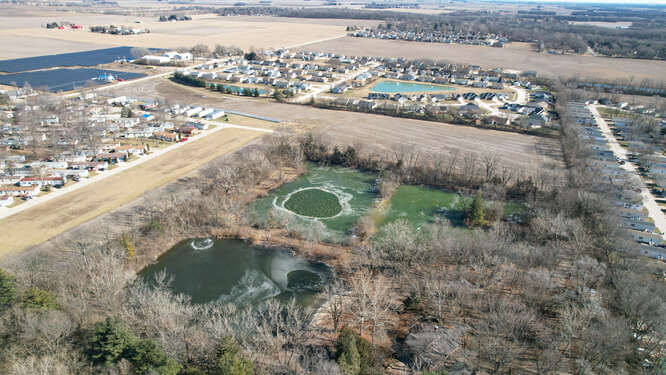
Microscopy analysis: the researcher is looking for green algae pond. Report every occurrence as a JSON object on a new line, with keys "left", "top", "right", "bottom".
{"left": 376, "top": 185, "right": 525, "bottom": 229}
{"left": 250, "top": 164, "right": 524, "bottom": 239}
{"left": 249, "top": 164, "right": 378, "bottom": 237}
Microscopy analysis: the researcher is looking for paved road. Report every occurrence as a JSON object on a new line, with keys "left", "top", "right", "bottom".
{"left": 588, "top": 103, "right": 666, "bottom": 235}
{"left": 0, "top": 122, "right": 273, "bottom": 221}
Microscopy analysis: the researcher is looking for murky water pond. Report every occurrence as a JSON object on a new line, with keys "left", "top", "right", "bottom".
{"left": 140, "top": 239, "right": 330, "bottom": 308}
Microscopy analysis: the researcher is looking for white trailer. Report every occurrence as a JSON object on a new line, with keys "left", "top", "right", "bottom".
{"left": 206, "top": 110, "right": 225, "bottom": 120}
{"left": 197, "top": 108, "right": 215, "bottom": 118}
{"left": 185, "top": 106, "right": 203, "bottom": 117}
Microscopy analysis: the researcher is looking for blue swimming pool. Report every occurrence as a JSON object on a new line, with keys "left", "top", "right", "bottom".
{"left": 370, "top": 80, "right": 454, "bottom": 93}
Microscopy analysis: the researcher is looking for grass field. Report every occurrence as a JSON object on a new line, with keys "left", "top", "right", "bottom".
{"left": 301, "top": 37, "right": 666, "bottom": 82}
{"left": 0, "top": 127, "right": 262, "bottom": 256}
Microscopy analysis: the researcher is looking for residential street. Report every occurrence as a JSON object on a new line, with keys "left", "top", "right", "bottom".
{"left": 588, "top": 103, "right": 666, "bottom": 235}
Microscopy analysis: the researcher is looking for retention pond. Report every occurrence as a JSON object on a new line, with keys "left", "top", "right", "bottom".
{"left": 140, "top": 239, "right": 331, "bottom": 308}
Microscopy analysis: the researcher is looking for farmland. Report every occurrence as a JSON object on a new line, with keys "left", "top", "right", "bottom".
{"left": 156, "top": 79, "right": 564, "bottom": 173}
{"left": 0, "top": 11, "right": 374, "bottom": 60}
{"left": 301, "top": 37, "right": 666, "bottom": 82}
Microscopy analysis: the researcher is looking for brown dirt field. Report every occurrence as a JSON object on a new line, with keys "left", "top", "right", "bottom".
{"left": 0, "top": 13, "right": 377, "bottom": 59}
{"left": 0, "top": 127, "right": 261, "bottom": 256}
{"left": 155, "top": 79, "right": 563, "bottom": 172}
{"left": 299, "top": 37, "right": 666, "bottom": 83}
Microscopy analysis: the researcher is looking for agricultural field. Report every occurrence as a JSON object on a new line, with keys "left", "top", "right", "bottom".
{"left": 301, "top": 37, "right": 666, "bottom": 82}
{"left": 154, "top": 79, "right": 565, "bottom": 173}
{"left": 0, "top": 10, "right": 373, "bottom": 59}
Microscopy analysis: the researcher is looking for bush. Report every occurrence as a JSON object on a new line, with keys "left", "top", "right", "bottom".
{"left": 22, "top": 288, "right": 58, "bottom": 310}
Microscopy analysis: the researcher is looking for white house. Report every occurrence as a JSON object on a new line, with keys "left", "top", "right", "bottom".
{"left": 143, "top": 55, "right": 171, "bottom": 65}
{"left": 19, "top": 176, "right": 66, "bottom": 187}
{"left": 185, "top": 106, "right": 203, "bottom": 117}
{"left": 0, "top": 184, "right": 40, "bottom": 197}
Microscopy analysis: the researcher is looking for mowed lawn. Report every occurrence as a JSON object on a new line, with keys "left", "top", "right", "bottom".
{"left": 0, "top": 128, "right": 261, "bottom": 256}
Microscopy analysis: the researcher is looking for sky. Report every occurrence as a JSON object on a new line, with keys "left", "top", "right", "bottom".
{"left": 493, "top": 0, "right": 666, "bottom": 4}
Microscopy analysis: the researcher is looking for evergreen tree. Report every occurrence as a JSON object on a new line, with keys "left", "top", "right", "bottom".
{"left": 337, "top": 340, "right": 361, "bottom": 375}
{"left": 127, "top": 339, "right": 180, "bottom": 375}
{"left": 215, "top": 336, "right": 255, "bottom": 375}
{"left": 469, "top": 191, "right": 486, "bottom": 226}
{"left": 91, "top": 318, "right": 135, "bottom": 365}
{"left": 0, "top": 269, "right": 17, "bottom": 311}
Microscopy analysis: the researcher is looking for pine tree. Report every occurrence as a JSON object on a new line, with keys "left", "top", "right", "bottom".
{"left": 469, "top": 191, "right": 486, "bottom": 226}
{"left": 215, "top": 336, "right": 255, "bottom": 375}
{"left": 0, "top": 269, "right": 17, "bottom": 311}
{"left": 91, "top": 318, "right": 135, "bottom": 365}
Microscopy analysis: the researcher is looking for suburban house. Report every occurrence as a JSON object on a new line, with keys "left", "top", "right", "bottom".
{"left": 178, "top": 126, "right": 199, "bottom": 136}
{"left": 153, "top": 131, "right": 179, "bottom": 142}
{"left": 114, "top": 145, "right": 146, "bottom": 155}
{"left": 0, "top": 185, "right": 40, "bottom": 197}
{"left": 95, "top": 152, "right": 126, "bottom": 163}
{"left": 19, "top": 176, "right": 66, "bottom": 187}
{"left": 70, "top": 161, "right": 108, "bottom": 171}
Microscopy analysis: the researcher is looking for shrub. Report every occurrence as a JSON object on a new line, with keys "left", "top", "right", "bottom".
{"left": 22, "top": 288, "right": 58, "bottom": 310}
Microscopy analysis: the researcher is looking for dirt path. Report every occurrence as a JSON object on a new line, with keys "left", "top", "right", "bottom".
{"left": 0, "top": 127, "right": 263, "bottom": 256}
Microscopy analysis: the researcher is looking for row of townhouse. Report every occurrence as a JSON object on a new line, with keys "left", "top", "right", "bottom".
{"left": 351, "top": 28, "right": 506, "bottom": 47}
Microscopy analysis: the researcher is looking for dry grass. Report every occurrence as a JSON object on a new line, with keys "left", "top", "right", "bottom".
{"left": 301, "top": 37, "right": 666, "bottom": 83}
{"left": 0, "top": 12, "right": 369, "bottom": 59}
{"left": 0, "top": 127, "right": 261, "bottom": 256}
{"left": 155, "top": 80, "right": 563, "bottom": 173}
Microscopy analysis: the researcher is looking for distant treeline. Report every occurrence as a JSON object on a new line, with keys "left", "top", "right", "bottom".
{"left": 215, "top": 6, "right": 432, "bottom": 21}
